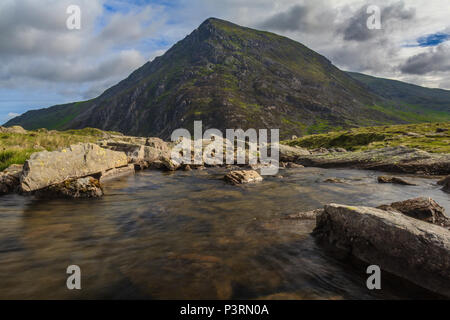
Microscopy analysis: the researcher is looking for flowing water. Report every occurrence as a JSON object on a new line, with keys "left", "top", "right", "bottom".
{"left": 0, "top": 167, "right": 448, "bottom": 299}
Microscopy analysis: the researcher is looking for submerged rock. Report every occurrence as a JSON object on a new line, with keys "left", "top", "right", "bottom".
{"left": 34, "top": 176, "right": 103, "bottom": 199}
{"left": 285, "top": 209, "right": 324, "bottom": 220}
{"left": 324, "top": 177, "right": 345, "bottom": 184}
{"left": 314, "top": 203, "right": 450, "bottom": 298}
{"left": 438, "top": 176, "right": 450, "bottom": 193}
{"left": 377, "top": 197, "right": 449, "bottom": 229}
{"left": 20, "top": 143, "right": 128, "bottom": 192}
{"left": 224, "top": 170, "right": 263, "bottom": 185}
{"left": 377, "top": 175, "right": 417, "bottom": 186}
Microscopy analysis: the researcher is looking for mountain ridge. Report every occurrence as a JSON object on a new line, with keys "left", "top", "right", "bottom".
{"left": 5, "top": 18, "right": 450, "bottom": 138}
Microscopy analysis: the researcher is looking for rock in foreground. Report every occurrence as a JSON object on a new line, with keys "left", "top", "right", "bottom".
{"left": 224, "top": 170, "right": 263, "bottom": 185}
{"left": 314, "top": 204, "right": 450, "bottom": 298}
{"left": 21, "top": 143, "right": 128, "bottom": 192}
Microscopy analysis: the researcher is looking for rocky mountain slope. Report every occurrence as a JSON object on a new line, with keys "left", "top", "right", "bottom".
{"left": 5, "top": 18, "right": 450, "bottom": 139}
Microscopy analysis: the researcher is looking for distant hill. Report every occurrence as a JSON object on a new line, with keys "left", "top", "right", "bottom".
{"left": 347, "top": 71, "right": 450, "bottom": 115}
{"left": 5, "top": 18, "right": 450, "bottom": 138}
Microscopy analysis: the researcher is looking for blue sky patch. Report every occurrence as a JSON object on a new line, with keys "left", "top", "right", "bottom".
{"left": 416, "top": 32, "right": 450, "bottom": 47}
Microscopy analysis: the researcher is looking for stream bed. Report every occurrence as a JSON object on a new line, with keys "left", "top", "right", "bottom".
{"left": 0, "top": 167, "right": 448, "bottom": 299}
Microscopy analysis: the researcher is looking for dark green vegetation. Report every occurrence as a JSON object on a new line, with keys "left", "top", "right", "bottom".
{"left": 5, "top": 18, "right": 450, "bottom": 139}
{"left": 284, "top": 122, "right": 450, "bottom": 153}
{"left": 0, "top": 128, "right": 117, "bottom": 171}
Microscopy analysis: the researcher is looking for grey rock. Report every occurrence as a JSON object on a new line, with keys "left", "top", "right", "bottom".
{"left": 21, "top": 143, "right": 128, "bottom": 192}
{"left": 0, "top": 126, "right": 27, "bottom": 134}
{"left": 438, "top": 175, "right": 450, "bottom": 193}
{"left": 294, "top": 146, "right": 450, "bottom": 175}
{"left": 224, "top": 170, "right": 263, "bottom": 185}
{"left": 279, "top": 144, "right": 310, "bottom": 162}
{"left": 0, "top": 164, "right": 23, "bottom": 195}
{"left": 377, "top": 175, "right": 417, "bottom": 186}
{"left": 35, "top": 176, "right": 103, "bottom": 199}
{"left": 377, "top": 197, "right": 449, "bottom": 229}
{"left": 99, "top": 164, "right": 135, "bottom": 183}
{"left": 314, "top": 203, "right": 450, "bottom": 298}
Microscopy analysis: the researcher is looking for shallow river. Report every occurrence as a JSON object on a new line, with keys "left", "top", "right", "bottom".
{"left": 0, "top": 167, "right": 448, "bottom": 299}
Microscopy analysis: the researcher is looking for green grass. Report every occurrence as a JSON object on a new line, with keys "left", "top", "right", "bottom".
{"left": 0, "top": 127, "right": 120, "bottom": 171}
{"left": 284, "top": 122, "right": 450, "bottom": 153}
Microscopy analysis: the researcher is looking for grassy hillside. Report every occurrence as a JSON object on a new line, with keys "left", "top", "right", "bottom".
{"left": 348, "top": 72, "right": 450, "bottom": 122}
{"left": 284, "top": 122, "right": 450, "bottom": 153}
{"left": 0, "top": 128, "right": 119, "bottom": 171}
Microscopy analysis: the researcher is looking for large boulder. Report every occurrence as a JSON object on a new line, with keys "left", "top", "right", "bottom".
{"left": 0, "top": 164, "right": 23, "bottom": 195}
{"left": 314, "top": 204, "right": 450, "bottom": 298}
{"left": 21, "top": 143, "right": 128, "bottom": 192}
{"left": 34, "top": 176, "right": 103, "bottom": 199}
{"left": 224, "top": 170, "right": 263, "bottom": 185}
{"left": 377, "top": 197, "right": 449, "bottom": 229}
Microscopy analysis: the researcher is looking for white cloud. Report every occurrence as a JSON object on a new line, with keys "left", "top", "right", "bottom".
{"left": 0, "top": 0, "right": 449, "bottom": 109}
{"left": 7, "top": 112, "right": 20, "bottom": 118}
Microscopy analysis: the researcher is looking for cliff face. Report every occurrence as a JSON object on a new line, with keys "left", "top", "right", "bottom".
{"left": 6, "top": 18, "right": 448, "bottom": 138}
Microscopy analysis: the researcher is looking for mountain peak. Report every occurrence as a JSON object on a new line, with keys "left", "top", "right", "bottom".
{"left": 6, "top": 19, "right": 449, "bottom": 137}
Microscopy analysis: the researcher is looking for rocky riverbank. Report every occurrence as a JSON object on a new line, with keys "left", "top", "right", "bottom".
{"left": 1, "top": 130, "right": 450, "bottom": 197}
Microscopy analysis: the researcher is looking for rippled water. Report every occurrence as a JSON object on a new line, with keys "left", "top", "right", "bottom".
{"left": 0, "top": 167, "right": 448, "bottom": 299}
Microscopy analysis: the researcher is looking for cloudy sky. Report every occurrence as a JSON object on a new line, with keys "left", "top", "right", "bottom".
{"left": 1, "top": 0, "right": 449, "bottom": 123}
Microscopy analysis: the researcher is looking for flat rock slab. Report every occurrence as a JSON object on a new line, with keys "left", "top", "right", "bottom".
{"left": 293, "top": 146, "right": 450, "bottom": 175}
{"left": 21, "top": 143, "right": 128, "bottom": 192}
{"left": 314, "top": 204, "right": 450, "bottom": 297}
